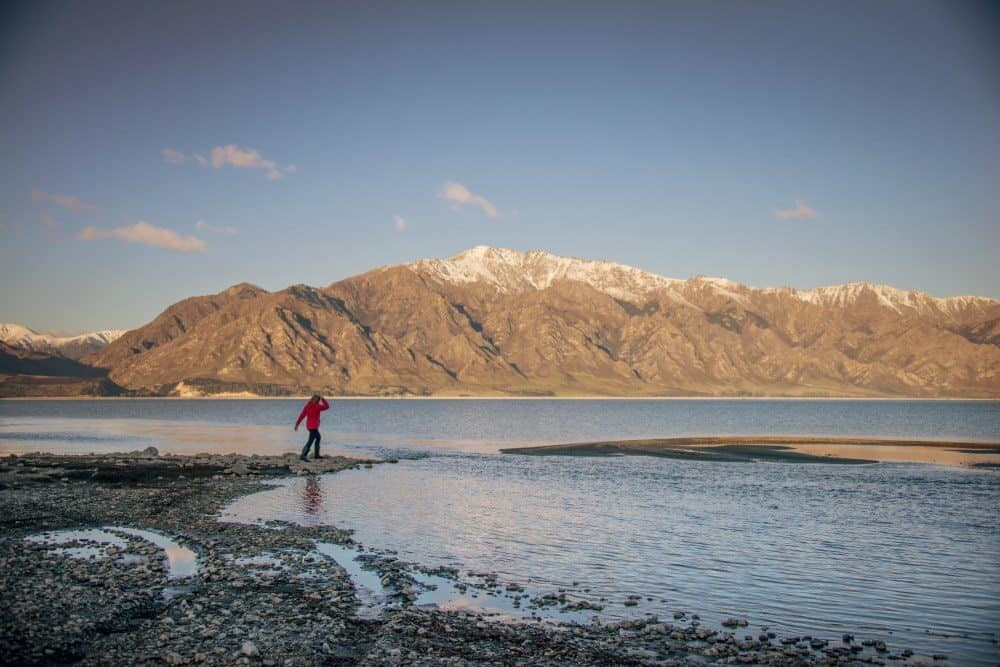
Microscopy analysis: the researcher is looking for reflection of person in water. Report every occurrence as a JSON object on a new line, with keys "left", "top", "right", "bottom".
{"left": 303, "top": 475, "right": 323, "bottom": 516}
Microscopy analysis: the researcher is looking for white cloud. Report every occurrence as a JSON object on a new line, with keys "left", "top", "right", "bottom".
{"left": 177, "top": 145, "right": 294, "bottom": 180}
{"left": 394, "top": 215, "right": 406, "bottom": 231}
{"left": 775, "top": 200, "right": 817, "bottom": 220}
{"left": 438, "top": 181, "right": 500, "bottom": 218}
{"left": 162, "top": 147, "right": 187, "bottom": 164}
{"left": 78, "top": 221, "right": 206, "bottom": 253}
{"left": 195, "top": 219, "right": 237, "bottom": 235}
{"left": 206, "top": 144, "right": 283, "bottom": 180}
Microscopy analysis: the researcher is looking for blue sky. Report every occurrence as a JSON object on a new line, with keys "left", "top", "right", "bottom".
{"left": 1, "top": 1, "right": 997, "bottom": 332}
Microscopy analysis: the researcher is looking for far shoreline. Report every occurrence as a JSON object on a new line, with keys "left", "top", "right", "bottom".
{"left": 3, "top": 394, "right": 999, "bottom": 401}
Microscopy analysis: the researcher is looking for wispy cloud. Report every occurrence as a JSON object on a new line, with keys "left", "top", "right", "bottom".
{"left": 195, "top": 219, "right": 237, "bottom": 235}
{"left": 438, "top": 181, "right": 500, "bottom": 218}
{"left": 775, "top": 200, "right": 817, "bottom": 220}
{"left": 78, "top": 221, "right": 206, "bottom": 253}
{"left": 51, "top": 194, "right": 98, "bottom": 213}
{"left": 199, "top": 144, "right": 289, "bottom": 180}
{"left": 31, "top": 188, "right": 98, "bottom": 213}
{"left": 162, "top": 147, "right": 187, "bottom": 164}
{"left": 394, "top": 215, "right": 406, "bottom": 232}
{"left": 168, "top": 144, "right": 294, "bottom": 180}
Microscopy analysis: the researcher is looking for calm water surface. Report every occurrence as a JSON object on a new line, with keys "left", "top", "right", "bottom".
{"left": 1, "top": 398, "right": 998, "bottom": 456}
{"left": 2, "top": 399, "right": 998, "bottom": 663}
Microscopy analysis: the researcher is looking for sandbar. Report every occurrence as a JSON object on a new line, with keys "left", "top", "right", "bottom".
{"left": 501, "top": 435, "right": 1000, "bottom": 466}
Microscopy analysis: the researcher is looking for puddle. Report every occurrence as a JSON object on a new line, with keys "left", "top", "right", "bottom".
{"left": 108, "top": 527, "right": 198, "bottom": 578}
{"left": 312, "top": 540, "right": 593, "bottom": 623}
{"left": 314, "top": 542, "right": 388, "bottom": 618}
{"left": 27, "top": 527, "right": 126, "bottom": 551}
{"left": 25, "top": 526, "right": 198, "bottom": 579}
{"left": 410, "top": 570, "right": 531, "bottom": 620}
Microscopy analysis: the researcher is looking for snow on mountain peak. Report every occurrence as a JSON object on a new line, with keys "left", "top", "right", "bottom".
{"left": 785, "top": 282, "right": 996, "bottom": 317}
{"left": 0, "top": 323, "right": 127, "bottom": 359}
{"left": 407, "top": 247, "right": 997, "bottom": 318}
{"left": 410, "top": 246, "right": 683, "bottom": 302}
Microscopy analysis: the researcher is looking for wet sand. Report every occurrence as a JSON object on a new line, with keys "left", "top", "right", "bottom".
{"left": 501, "top": 436, "right": 1000, "bottom": 466}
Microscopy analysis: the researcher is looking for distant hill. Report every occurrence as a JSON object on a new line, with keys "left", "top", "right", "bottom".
{"left": 83, "top": 247, "right": 1000, "bottom": 398}
{"left": 0, "top": 341, "right": 123, "bottom": 397}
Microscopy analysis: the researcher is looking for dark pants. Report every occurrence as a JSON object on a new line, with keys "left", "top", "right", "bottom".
{"left": 301, "top": 429, "right": 321, "bottom": 458}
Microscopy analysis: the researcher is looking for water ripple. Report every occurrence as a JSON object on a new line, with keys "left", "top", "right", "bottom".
{"left": 223, "top": 456, "right": 1000, "bottom": 664}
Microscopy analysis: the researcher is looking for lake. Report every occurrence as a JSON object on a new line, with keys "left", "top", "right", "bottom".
{"left": 1, "top": 398, "right": 998, "bottom": 663}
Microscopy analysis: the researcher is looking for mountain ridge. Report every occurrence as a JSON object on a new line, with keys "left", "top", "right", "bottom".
{"left": 0, "top": 323, "right": 127, "bottom": 360}
{"left": 80, "top": 247, "right": 999, "bottom": 398}
{"left": 407, "top": 246, "right": 996, "bottom": 318}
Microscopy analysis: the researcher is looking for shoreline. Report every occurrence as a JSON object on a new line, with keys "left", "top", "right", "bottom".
{"left": 3, "top": 394, "right": 999, "bottom": 401}
{"left": 501, "top": 436, "right": 1000, "bottom": 467}
{"left": 0, "top": 450, "right": 955, "bottom": 665}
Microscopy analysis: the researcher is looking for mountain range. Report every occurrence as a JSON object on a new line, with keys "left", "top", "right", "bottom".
{"left": 0, "top": 323, "right": 125, "bottom": 360}
{"left": 69, "top": 246, "right": 998, "bottom": 398}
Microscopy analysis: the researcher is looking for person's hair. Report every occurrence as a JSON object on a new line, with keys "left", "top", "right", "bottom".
{"left": 310, "top": 394, "right": 321, "bottom": 402}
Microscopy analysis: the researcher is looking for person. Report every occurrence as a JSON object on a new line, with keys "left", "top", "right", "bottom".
{"left": 294, "top": 394, "right": 330, "bottom": 461}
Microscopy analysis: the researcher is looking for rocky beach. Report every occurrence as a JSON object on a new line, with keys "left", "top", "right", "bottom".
{"left": 0, "top": 449, "right": 959, "bottom": 666}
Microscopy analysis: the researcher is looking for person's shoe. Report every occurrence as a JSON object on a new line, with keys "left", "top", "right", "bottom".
{"left": 313, "top": 455, "right": 324, "bottom": 459}
{"left": 299, "top": 456, "right": 308, "bottom": 462}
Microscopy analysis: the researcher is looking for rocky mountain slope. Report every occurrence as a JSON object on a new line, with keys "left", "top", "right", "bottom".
{"left": 85, "top": 247, "right": 1000, "bottom": 397}
{"left": 0, "top": 323, "right": 126, "bottom": 360}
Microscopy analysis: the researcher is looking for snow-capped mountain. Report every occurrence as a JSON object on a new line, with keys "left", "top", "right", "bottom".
{"left": 409, "top": 245, "right": 684, "bottom": 302}
{"left": 783, "top": 282, "right": 995, "bottom": 320}
{"left": 0, "top": 323, "right": 127, "bottom": 360}
{"left": 409, "top": 246, "right": 995, "bottom": 322}
{"left": 47, "top": 246, "right": 1000, "bottom": 397}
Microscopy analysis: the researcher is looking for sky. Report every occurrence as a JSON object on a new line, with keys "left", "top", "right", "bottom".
{"left": 1, "top": 0, "right": 998, "bottom": 333}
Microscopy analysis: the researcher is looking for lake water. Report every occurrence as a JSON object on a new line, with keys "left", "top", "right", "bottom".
{"left": 2, "top": 398, "right": 998, "bottom": 663}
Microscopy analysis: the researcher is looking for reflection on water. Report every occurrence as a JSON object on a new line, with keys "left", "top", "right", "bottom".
{"left": 303, "top": 476, "right": 323, "bottom": 518}
{"left": 223, "top": 458, "right": 1000, "bottom": 665}
{"left": 111, "top": 527, "right": 199, "bottom": 578}
{"left": 314, "top": 542, "right": 387, "bottom": 619}
{"left": 25, "top": 526, "right": 198, "bottom": 579}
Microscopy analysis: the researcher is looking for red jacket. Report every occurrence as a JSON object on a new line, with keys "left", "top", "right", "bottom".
{"left": 296, "top": 398, "right": 329, "bottom": 430}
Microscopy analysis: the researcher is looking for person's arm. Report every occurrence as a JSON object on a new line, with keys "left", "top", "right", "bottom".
{"left": 294, "top": 406, "right": 307, "bottom": 430}
{"left": 318, "top": 398, "right": 330, "bottom": 411}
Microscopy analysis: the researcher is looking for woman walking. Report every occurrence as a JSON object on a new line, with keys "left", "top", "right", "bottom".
{"left": 294, "top": 394, "right": 330, "bottom": 461}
